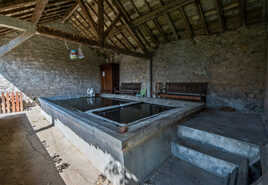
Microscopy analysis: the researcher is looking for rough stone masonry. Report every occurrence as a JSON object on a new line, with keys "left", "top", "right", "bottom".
{"left": 0, "top": 22, "right": 105, "bottom": 103}
{"left": 117, "top": 24, "right": 267, "bottom": 113}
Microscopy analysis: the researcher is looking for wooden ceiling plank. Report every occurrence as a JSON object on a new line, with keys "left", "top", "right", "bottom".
{"left": 159, "top": 0, "right": 179, "bottom": 40}
{"left": 121, "top": 32, "right": 136, "bottom": 50}
{"left": 0, "top": 14, "right": 36, "bottom": 32}
{"left": 137, "top": 27, "right": 152, "bottom": 49}
{"left": 0, "top": 0, "right": 36, "bottom": 13}
{"left": 239, "top": 0, "right": 247, "bottom": 27}
{"left": 215, "top": 0, "right": 225, "bottom": 32}
{"left": 153, "top": 18, "right": 168, "bottom": 42}
{"left": 73, "top": 13, "right": 95, "bottom": 39}
{"left": 130, "top": 0, "right": 152, "bottom": 49}
{"left": 62, "top": 2, "right": 79, "bottom": 23}
{"left": 98, "top": 0, "right": 105, "bottom": 46}
{"left": 72, "top": 17, "right": 95, "bottom": 39}
{"left": 0, "top": 32, "right": 34, "bottom": 57}
{"left": 143, "top": 23, "right": 159, "bottom": 46}
{"left": 133, "top": 0, "right": 195, "bottom": 26}
{"left": 195, "top": 0, "right": 209, "bottom": 34}
{"left": 78, "top": 0, "right": 98, "bottom": 36}
{"left": 263, "top": 0, "right": 268, "bottom": 22}
{"left": 31, "top": 0, "right": 49, "bottom": 24}
{"left": 112, "top": 0, "right": 147, "bottom": 53}
{"left": 104, "top": 14, "right": 121, "bottom": 38}
{"left": 179, "top": 7, "right": 193, "bottom": 38}
{"left": 130, "top": 0, "right": 141, "bottom": 16}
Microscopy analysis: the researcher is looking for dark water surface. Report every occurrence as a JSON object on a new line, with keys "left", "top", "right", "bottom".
{"left": 94, "top": 103, "right": 173, "bottom": 124}
{"left": 51, "top": 97, "right": 128, "bottom": 112}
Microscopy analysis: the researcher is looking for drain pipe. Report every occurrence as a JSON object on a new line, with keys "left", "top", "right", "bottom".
{"left": 149, "top": 57, "right": 153, "bottom": 98}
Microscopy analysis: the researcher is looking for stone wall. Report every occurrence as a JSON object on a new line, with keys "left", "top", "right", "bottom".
{"left": 153, "top": 25, "right": 266, "bottom": 112}
{"left": 0, "top": 25, "right": 105, "bottom": 102}
{"left": 117, "top": 24, "right": 266, "bottom": 112}
{"left": 112, "top": 54, "right": 151, "bottom": 96}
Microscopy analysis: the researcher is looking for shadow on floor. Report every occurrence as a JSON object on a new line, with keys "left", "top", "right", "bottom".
{"left": 0, "top": 113, "right": 66, "bottom": 185}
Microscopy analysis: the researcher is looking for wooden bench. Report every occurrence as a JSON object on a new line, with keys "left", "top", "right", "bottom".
{"left": 158, "top": 82, "right": 208, "bottom": 102}
{"left": 116, "top": 83, "right": 141, "bottom": 95}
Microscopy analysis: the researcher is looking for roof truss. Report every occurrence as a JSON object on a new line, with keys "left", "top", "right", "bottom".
{"left": 0, "top": 0, "right": 265, "bottom": 58}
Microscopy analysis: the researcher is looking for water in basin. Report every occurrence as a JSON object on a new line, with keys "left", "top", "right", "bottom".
{"left": 51, "top": 97, "right": 129, "bottom": 112}
{"left": 94, "top": 103, "right": 173, "bottom": 124}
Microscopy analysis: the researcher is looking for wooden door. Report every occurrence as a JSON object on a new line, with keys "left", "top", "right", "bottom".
{"left": 101, "top": 64, "right": 113, "bottom": 93}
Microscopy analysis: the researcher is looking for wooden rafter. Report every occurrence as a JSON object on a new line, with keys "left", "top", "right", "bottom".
{"left": 154, "top": 17, "right": 168, "bottom": 42}
{"left": 104, "top": 14, "right": 121, "bottom": 39}
{"left": 36, "top": 26, "right": 151, "bottom": 58}
{"left": 112, "top": 0, "right": 148, "bottom": 53}
{"left": 0, "top": 14, "right": 36, "bottom": 32}
{"left": 62, "top": 2, "right": 79, "bottom": 23}
{"left": 78, "top": 0, "right": 98, "bottom": 36}
{"left": 159, "top": 0, "right": 180, "bottom": 40}
{"left": 239, "top": 0, "right": 247, "bottom": 27}
{"left": 195, "top": 0, "right": 209, "bottom": 35}
{"left": 215, "top": 0, "right": 225, "bottom": 32}
{"left": 130, "top": 0, "right": 154, "bottom": 48}
{"left": 179, "top": 7, "right": 193, "bottom": 38}
{"left": 263, "top": 0, "right": 268, "bottom": 22}
{"left": 133, "top": 0, "right": 195, "bottom": 26}
{"left": 0, "top": 14, "right": 149, "bottom": 58}
{"left": 142, "top": 23, "right": 159, "bottom": 47}
{"left": 0, "top": 32, "right": 35, "bottom": 57}
{"left": 31, "top": 0, "right": 49, "bottom": 24}
{"left": 98, "top": 0, "right": 105, "bottom": 46}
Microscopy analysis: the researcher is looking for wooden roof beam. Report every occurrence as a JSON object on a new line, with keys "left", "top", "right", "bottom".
{"left": 0, "top": 0, "right": 36, "bottom": 13}
{"left": 112, "top": 0, "right": 148, "bottom": 53}
{"left": 263, "top": 0, "right": 268, "bottom": 23}
{"left": 0, "top": 14, "right": 36, "bottom": 32}
{"left": 37, "top": 26, "right": 151, "bottom": 58}
{"left": 77, "top": 0, "right": 98, "bottom": 36}
{"left": 215, "top": 0, "right": 225, "bottom": 32}
{"left": 159, "top": 0, "right": 180, "bottom": 40}
{"left": 31, "top": 0, "right": 49, "bottom": 24}
{"left": 195, "top": 0, "right": 209, "bottom": 34}
{"left": 61, "top": 2, "right": 79, "bottom": 23}
{"left": 98, "top": 0, "right": 105, "bottom": 46}
{"left": 179, "top": 7, "right": 193, "bottom": 38}
{"left": 0, "top": 32, "right": 34, "bottom": 58}
{"left": 0, "top": 14, "right": 36, "bottom": 58}
{"left": 133, "top": 0, "right": 195, "bottom": 26}
{"left": 104, "top": 14, "right": 121, "bottom": 39}
{"left": 239, "top": 0, "right": 247, "bottom": 27}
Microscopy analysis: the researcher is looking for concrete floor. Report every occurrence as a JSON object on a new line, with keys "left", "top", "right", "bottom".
{"left": 0, "top": 113, "right": 65, "bottom": 185}
{"left": 0, "top": 107, "right": 106, "bottom": 185}
{"left": 2, "top": 107, "right": 267, "bottom": 185}
{"left": 182, "top": 109, "right": 268, "bottom": 146}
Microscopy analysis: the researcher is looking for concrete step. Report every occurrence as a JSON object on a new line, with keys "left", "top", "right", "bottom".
{"left": 173, "top": 137, "right": 249, "bottom": 184}
{"left": 145, "top": 157, "right": 229, "bottom": 185}
{"left": 171, "top": 140, "right": 237, "bottom": 178}
{"left": 177, "top": 125, "right": 260, "bottom": 166}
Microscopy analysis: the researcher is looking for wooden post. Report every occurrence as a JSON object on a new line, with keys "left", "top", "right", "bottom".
{"left": 6, "top": 92, "right": 10, "bottom": 113}
{"left": 11, "top": 92, "right": 15, "bottom": 113}
{"left": 1, "top": 92, "right": 5, "bottom": 114}
{"left": 19, "top": 92, "right": 23, "bottom": 112}
{"left": 16, "top": 92, "right": 20, "bottom": 112}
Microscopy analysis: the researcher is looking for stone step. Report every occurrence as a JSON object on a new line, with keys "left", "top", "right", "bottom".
{"left": 177, "top": 125, "right": 260, "bottom": 166}
{"left": 145, "top": 157, "right": 229, "bottom": 185}
{"left": 174, "top": 137, "right": 249, "bottom": 185}
{"left": 171, "top": 140, "right": 237, "bottom": 179}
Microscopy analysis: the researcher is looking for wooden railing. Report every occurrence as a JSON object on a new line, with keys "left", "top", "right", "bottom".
{"left": 1, "top": 92, "right": 23, "bottom": 114}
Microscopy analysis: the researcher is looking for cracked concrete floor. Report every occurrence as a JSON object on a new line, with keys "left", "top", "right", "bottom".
{"left": 0, "top": 106, "right": 105, "bottom": 185}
